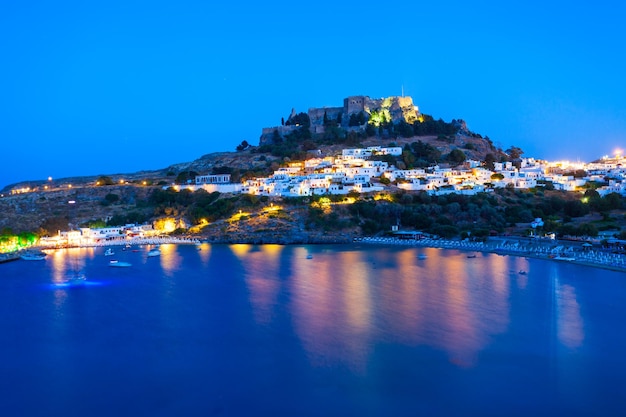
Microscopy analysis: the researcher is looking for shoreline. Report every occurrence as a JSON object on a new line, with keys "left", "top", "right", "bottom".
{"left": 358, "top": 236, "right": 626, "bottom": 273}
{"left": 5, "top": 234, "right": 626, "bottom": 273}
{"left": 34, "top": 236, "right": 201, "bottom": 250}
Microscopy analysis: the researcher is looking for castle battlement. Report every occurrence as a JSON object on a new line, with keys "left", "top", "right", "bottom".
{"left": 259, "top": 95, "right": 421, "bottom": 145}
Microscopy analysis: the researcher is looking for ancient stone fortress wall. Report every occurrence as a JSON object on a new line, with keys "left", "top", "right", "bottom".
{"left": 344, "top": 96, "right": 368, "bottom": 114}
{"left": 259, "top": 95, "right": 421, "bottom": 144}
{"left": 307, "top": 106, "right": 344, "bottom": 126}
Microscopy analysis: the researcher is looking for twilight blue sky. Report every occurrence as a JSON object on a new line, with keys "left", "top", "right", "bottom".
{"left": 1, "top": 0, "right": 625, "bottom": 188}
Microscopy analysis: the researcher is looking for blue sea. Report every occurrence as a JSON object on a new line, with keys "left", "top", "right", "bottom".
{"left": 1, "top": 243, "right": 625, "bottom": 416}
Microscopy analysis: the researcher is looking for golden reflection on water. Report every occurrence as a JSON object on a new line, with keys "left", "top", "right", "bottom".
{"left": 159, "top": 244, "right": 182, "bottom": 274}
{"left": 242, "top": 245, "right": 284, "bottom": 325}
{"left": 556, "top": 283, "right": 584, "bottom": 348}
{"left": 338, "top": 251, "right": 371, "bottom": 333}
{"left": 50, "top": 250, "right": 67, "bottom": 283}
{"left": 230, "top": 244, "right": 253, "bottom": 259}
{"left": 197, "top": 243, "right": 211, "bottom": 264}
{"left": 287, "top": 247, "right": 514, "bottom": 369}
{"left": 49, "top": 248, "right": 93, "bottom": 282}
{"left": 289, "top": 249, "right": 374, "bottom": 370}
{"left": 435, "top": 252, "right": 485, "bottom": 367}
{"left": 379, "top": 248, "right": 425, "bottom": 344}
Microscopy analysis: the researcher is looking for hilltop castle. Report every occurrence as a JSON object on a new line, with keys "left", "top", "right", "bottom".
{"left": 259, "top": 95, "right": 421, "bottom": 145}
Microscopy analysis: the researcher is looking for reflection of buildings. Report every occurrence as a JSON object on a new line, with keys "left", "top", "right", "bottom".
{"left": 556, "top": 283, "right": 584, "bottom": 348}
{"left": 241, "top": 245, "right": 284, "bottom": 325}
{"left": 290, "top": 249, "right": 373, "bottom": 371}
{"left": 286, "top": 248, "right": 512, "bottom": 369}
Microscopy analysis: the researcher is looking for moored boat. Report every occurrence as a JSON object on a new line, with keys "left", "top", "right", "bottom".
{"left": 20, "top": 251, "right": 47, "bottom": 261}
{"left": 104, "top": 248, "right": 114, "bottom": 256}
{"left": 109, "top": 260, "right": 132, "bottom": 267}
{"left": 147, "top": 248, "right": 161, "bottom": 257}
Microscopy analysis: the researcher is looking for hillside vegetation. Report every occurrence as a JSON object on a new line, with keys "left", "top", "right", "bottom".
{"left": 2, "top": 104, "right": 626, "bottom": 248}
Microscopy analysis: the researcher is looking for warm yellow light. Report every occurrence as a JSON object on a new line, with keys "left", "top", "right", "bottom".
{"left": 96, "top": 181, "right": 100, "bottom": 186}
{"left": 68, "top": 184, "right": 72, "bottom": 188}
{"left": 119, "top": 179, "right": 124, "bottom": 184}
{"left": 44, "top": 185, "right": 48, "bottom": 189}
{"left": 142, "top": 181, "right": 147, "bottom": 185}
{"left": 263, "top": 204, "right": 283, "bottom": 213}
{"left": 154, "top": 218, "right": 177, "bottom": 233}
{"left": 374, "top": 193, "right": 393, "bottom": 202}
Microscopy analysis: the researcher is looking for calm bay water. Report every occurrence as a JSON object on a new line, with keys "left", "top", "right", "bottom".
{"left": 1, "top": 243, "right": 625, "bottom": 416}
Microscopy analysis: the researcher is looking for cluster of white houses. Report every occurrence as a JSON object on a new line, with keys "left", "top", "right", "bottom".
{"left": 39, "top": 224, "right": 157, "bottom": 247}
{"left": 170, "top": 146, "right": 626, "bottom": 198}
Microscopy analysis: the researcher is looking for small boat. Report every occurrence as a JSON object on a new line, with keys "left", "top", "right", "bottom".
{"left": 306, "top": 254, "right": 313, "bottom": 259}
{"left": 147, "top": 248, "right": 161, "bottom": 257}
{"left": 418, "top": 254, "right": 427, "bottom": 260}
{"left": 20, "top": 251, "right": 47, "bottom": 261}
{"left": 104, "top": 248, "right": 114, "bottom": 256}
{"left": 518, "top": 270, "right": 527, "bottom": 275}
{"left": 109, "top": 260, "right": 132, "bottom": 267}
{"left": 65, "top": 273, "right": 87, "bottom": 285}
{"left": 466, "top": 254, "right": 477, "bottom": 258}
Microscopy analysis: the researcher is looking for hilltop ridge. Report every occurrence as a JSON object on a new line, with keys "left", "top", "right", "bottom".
{"left": 3, "top": 94, "right": 501, "bottom": 193}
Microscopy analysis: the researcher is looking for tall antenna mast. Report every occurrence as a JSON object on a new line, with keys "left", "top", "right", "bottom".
{"left": 401, "top": 85, "right": 404, "bottom": 97}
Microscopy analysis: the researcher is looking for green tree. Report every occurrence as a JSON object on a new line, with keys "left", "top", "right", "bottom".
{"left": 447, "top": 149, "right": 466, "bottom": 165}
{"left": 236, "top": 140, "right": 250, "bottom": 152}
{"left": 484, "top": 153, "right": 496, "bottom": 171}
{"left": 175, "top": 171, "right": 199, "bottom": 185}
{"left": 104, "top": 193, "right": 119, "bottom": 204}
{"left": 96, "top": 176, "right": 114, "bottom": 186}
{"left": 506, "top": 146, "right": 524, "bottom": 160}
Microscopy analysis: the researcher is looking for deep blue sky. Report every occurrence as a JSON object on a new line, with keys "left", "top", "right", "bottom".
{"left": 2, "top": 1, "right": 625, "bottom": 188}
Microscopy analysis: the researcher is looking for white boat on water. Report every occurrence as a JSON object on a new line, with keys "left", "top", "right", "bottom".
{"left": 66, "top": 273, "right": 87, "bottom": 285}
{"left": 109, "top": 260, "right": 132, "bottom": 267}
{"left": 20, "top": 251, "right": 47, "bottom": 261}
{"left": 104, "top": 248, "right": 114, "bottom": 256}
{"left": 418, "top": 254, "right": 427, "bottom": 260}
{"left": 147, "top": 248, "right": 161, "bottom": 257}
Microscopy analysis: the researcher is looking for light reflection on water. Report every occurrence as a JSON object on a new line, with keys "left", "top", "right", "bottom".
{"left": 241, "top": 244, "right": 283, "bottom": 325}
{"left": 158, "top": 244, "right": 182, "bottom": 274}
{"left": 5, "top": 244, "right": 619, "bottom": 415}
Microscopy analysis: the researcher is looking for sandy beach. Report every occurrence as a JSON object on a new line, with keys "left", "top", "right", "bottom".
{"left": 358, "top": 236, "right": 626, "bottom": 273}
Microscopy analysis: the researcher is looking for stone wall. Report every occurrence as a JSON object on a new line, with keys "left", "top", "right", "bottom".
{"left": 259, "top": 125, "right": 299, "bottom": 145}
{"left": 308, "top": 106, "right": 344, "bottom": 126}
{"left": 344, "top": 96, "right": 368, "bottom": 114}
{"left": 259, "top": 95, "right": 421, "bottom": 145}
